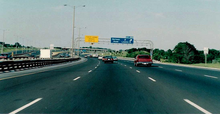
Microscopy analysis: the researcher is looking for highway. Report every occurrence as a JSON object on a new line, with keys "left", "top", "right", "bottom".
{"left": 0, "top": 58, "right": 220, "bottom": 113}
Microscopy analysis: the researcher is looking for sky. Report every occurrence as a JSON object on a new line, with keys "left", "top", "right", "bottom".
{"left": 0, "top": 0, "right": 220, "bottom": 51}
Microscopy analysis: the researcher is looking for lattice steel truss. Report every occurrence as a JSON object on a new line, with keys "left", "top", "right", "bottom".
{"left": 74, "top": 37, "right": 154, "bottom": 58}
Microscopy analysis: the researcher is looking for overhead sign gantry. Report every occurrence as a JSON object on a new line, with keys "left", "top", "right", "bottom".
{"left": 75, "top": 36, "right": 154, "bottom": 58}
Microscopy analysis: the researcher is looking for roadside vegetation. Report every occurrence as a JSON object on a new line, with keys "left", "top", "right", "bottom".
{"left": 110, "top": 42, "right": 220, "bottom": 69}
{"left": 0, "top": 42, "right": 38, "bottom": 53}
{"left": 153, "top": 42, "right": 220, "bottom": 64}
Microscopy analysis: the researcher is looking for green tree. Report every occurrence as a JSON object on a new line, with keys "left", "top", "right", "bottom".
{"left": 127, "top": 48, "right": 138, "bottom": 53}
{"left": 14, "top": 42, "right": 21, "bottom": 47}
{"left": 126, "top": 51, "right": 149, "bottom": 58}
{"left": 207, "top": 49, "right": 220, "bottom": 63}
{"left": 164, "top": 49, "right": 173, "bottom": 61}
{"left": 173, "top": 42, "right": 198, "bottom": 64}
{"left": 153, "top": 49, "right": 165, "bottom": 61}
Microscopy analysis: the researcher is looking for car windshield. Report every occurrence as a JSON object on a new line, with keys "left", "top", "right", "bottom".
{"left": 106, "top": 56, "right": 112, "bottom": 58}
{"left": 139, "top": 56, "right": 150, "bottom": 59}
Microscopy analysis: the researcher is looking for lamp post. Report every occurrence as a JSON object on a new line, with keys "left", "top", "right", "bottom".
{"left": 1, "top": 29, "right": 8, "bottom": 54}
{"left": 64, "top": 4, "right": 85, "bottom": 58}
{"left": 77, "top": 27, "right": 86, "bottom": 56}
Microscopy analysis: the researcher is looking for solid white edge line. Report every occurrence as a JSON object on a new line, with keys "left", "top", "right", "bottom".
{"left": 9, "top": 98, "right": 42, "bottom": 114}
{"left": 184, "top": 99, "right": 212, "bottom": 114}
{"left": 175, "top": 69, "right": 182, "bottom": 72}
{"left": 148, "top": 77, "right": 156, "bottom": 82}
{"left": 136, "top": 70, "right": 140, "bottom": 73}
{"left": 73, "top": 77, "right": 80, "bottom": 81}
{"left": 204, "top": 75, "right": 218, "bottom": 79}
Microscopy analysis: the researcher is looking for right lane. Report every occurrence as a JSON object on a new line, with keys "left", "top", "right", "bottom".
{"left": 118, "top": 59, "right": 220, "bottom": 113}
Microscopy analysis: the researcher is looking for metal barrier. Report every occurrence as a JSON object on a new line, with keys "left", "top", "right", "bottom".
{"left": 0, "top": 58, "right": 80, "bottom": 72}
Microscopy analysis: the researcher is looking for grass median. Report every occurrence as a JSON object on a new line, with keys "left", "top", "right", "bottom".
{"left": 191, "top": 63, "right": 220, "bottom": 69}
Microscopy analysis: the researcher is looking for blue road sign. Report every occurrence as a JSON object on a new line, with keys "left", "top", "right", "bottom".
{"left": 111, "top": 37, "right": 134, "bottom": 44}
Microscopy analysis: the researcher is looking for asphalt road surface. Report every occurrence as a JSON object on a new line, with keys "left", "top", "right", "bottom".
{"left": 0, "top": 58, "right": 220, "bottom": 114}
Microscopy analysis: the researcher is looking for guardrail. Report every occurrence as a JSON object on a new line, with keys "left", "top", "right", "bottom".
{"left": 0, "top": 58, "right": 80, "bottom": 72}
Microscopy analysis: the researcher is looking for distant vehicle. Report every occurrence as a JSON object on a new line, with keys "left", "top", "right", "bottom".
{"left": 92, "top": 54, "right": 98, "bottom": 58}
{"left": 103, "top": 56, "right": 114, "bottom": 63}
{"left": 0, "top": 54, "right": 11, "bottom": 59}
{"left": 102, "top": 56, "right": 106, "bottom": 61}
{"left": 113, "top": 56, "right": 118, "bottom": 61}
{"left": 98, "top": 56, "right": 103, "bottom": 60}
{"left": 134, "top": 55, "right": 153, "bottom": 67}
{"left": 65, "top": 53, "right": 70, "bottom": 58}
{"left": 59, "top": 54, "right": 65, "bottom": 57}
{"left": 40, "top": 49, "right": 52, "bottom": 59}
{"left": 30, "top": 53, "right": 37, "bottom": 58}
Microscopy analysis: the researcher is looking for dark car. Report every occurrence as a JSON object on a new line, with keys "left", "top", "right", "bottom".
{"left": 102, "top": 56, "right": 114, "bottom": 63}
{"left": 59, "top": 54, "right": 65, "bottom": 57}
{"left": 65, "top": 53, "right": 70, "bottom": 58}
{"left": 134, "top": 55, "right": 153, "bottom": 67}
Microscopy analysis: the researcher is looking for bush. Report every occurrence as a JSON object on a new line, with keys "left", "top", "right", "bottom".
{"left": 126, "top": 51, "right": 149, "bottom": 58}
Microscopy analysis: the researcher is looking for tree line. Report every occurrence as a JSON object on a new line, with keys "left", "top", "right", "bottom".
{"left": 125, "top": 42, "right": 220, "bottom": 64}
{"left": 0, "top": 42, "right": 32, "bottom": 48}
{"left": 154, "top": 42, "right": 220, "bottom": 64}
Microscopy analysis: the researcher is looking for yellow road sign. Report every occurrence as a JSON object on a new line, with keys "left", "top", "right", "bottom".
{"left": 85, "top": 35, "right": 99, "bottom": 43}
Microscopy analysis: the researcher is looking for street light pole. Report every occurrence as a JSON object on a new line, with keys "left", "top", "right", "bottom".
{"left": 78, "top": 28, "right": 81, "bottom": 56}
{"left": 1, "top": 30, "right": 5, "bottom": 54}
{"left": 72, "top": 6, "right": 75, "bottom": 58}
{"left": 64, "top": 4, "right": 85, "bottom": 58}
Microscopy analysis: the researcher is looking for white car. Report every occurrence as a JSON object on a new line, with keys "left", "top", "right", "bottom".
{"left": 98, "top": 56, "right": 103, "bottom": 60}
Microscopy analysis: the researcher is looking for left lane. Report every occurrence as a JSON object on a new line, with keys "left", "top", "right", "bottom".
{"left": 0, "top": 57, "right": 99, "bottom": 113}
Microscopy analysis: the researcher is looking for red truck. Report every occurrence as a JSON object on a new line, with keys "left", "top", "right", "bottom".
{"left": 134, "top": 55, "right": 153, "bottom": 67}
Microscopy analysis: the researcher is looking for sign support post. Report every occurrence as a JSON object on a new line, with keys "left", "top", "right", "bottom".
{"left": 204, "top": 47, "right": 209, "bottom": 65}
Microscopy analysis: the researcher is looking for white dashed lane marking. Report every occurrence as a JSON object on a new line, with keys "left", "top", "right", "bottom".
{"left": 175, "top": 69, "right": 182, "bottom": 72}
{"left": 184, "top": 99, "right": 212, "bottom": 114}
{"left": 148, "top": 77, "right": 156, "bottom": 82}
{"left": 204, "top": 75, "right": 218, "bottom": 79}
{"left": 9, "top": 98, "right": 42, "bottom": 114}
{"left": 88, "top": 70, "right": 92, "bottom": 73}
{"left": 73, "top": 77, "right": 80, "bottom": 81}
{"left": 136, "top": 70, "right": 140, "bottom": 73}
